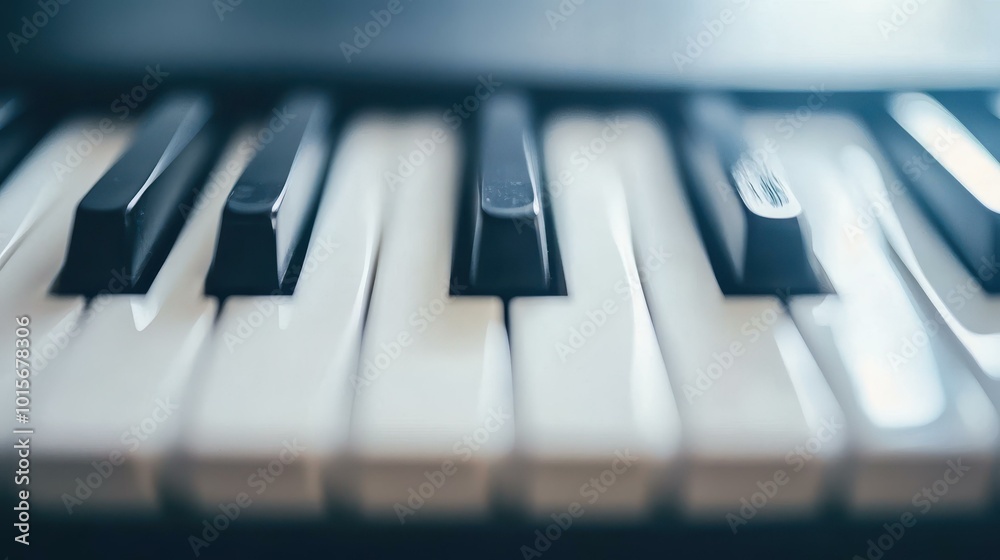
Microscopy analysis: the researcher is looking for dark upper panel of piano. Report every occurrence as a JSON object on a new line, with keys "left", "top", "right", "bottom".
{"left": 2, "top": 0, "right": 1000, "bottom": 92}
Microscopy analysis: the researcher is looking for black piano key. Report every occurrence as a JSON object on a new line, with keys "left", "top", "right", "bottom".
{"left": 0, "top": 96, "right": 49, "bottom": 187}
{"left": 873, "top": 92, "right": 1000, "bottom": 293}
{"left": 57, "top": 93, "right": 221, "bottom": 295}
{"left": 205, "top": 92, "right": 333, "bottom": 297}
{"left": 451, "top": 93, "right": 563, "bottom": 299}
{"left": 680, "top": 95, "right": 823, "bottom": 296}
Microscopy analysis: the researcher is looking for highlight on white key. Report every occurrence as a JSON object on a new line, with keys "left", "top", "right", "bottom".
{"left": 12, "top": 0, "right": 1000, "bottom": 556}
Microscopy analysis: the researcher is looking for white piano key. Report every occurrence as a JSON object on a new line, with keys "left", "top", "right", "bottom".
{"left": 178, "top": 115, "right": 392, "bottom": 515}
{"left": 28, "top": 126, "right": 255, "bottom": 513}
{"left": 614, "top": 113, "right": 845, "bottom": 517}
{"left": 1, "top": 121, "right": 131, "bottom": 499}
{"left": 0, "top": 121, "right": 130, "bottom": 343}
{"left": 0, "top": 119, "right": 131, "bottom": 348}
{"left": 0, "top": 118, "right": 127, "bottom": 270}
{"left": 841, "top": 137, "right": 1000, "bottom": 500}
{"left": 506, "top": 114, "right": 680, "bottom": 519}
{"left": 350, "top": 116, "right": 513, "bottom": 519}
{"left": 743, "top": 113, "right": 999, "bottom": 513}
{"left": 839, "top": 133, "right": 1000, "bottom": 398}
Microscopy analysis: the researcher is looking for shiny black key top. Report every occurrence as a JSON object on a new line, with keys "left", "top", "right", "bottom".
{"left": 452, "top": 93, "right": 563, "bottom": 299}
{"left": 680, "top": 95, "right": 823, "bottom": 296}
{"left": 875, "top": 92, "right": 1000, "bottom": 292}
{"left": 58, "top": 93, "right": 220, "bottom": 295}
{"left": 205, "top": 92, "right": 333, "bottom": 297}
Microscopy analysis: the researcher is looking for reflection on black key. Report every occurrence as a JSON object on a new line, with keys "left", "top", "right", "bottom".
{"left": 0, "top": 96, "right": 48, "bottom": 187}
{"left": 205, "top": 92, "right": 333, "bottom": 297}
{"left": 876, "top": 92, "right": 1000, "bottom": 293}
{"left": 58, "top": 93, "right": 220, "bottom": 295}
{"left": 680, "top": 95, "right": 823, "bottom": 295}
{"left": 451, "top": 93, "right": 564, "bottom": 299}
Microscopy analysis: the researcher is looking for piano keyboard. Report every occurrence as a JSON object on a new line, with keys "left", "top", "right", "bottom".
{"left": 3, "top": 88, "right": 1000, "bottom": 525}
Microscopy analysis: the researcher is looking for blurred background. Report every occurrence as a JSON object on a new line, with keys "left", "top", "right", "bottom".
{"left": 3, "top": 2, "right": 1000, "bottom": 559}
{"left": 3, "top": 0, "right": 1000, "bottom": 92}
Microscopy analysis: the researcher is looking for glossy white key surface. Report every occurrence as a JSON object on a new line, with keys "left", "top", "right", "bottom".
{"left": 350, "top": 117, "right": 513, "bottom": 520}
{"left": 842, "top": 138, "right": 1000, "bottom": 498}
{"left": 179, "top": 115, "right": 392, "bottom": 515}
{"left": 507, "top": 114, "right": 680, "bottom": 518}
{"left": 839, "top": 132, "right": 1000, "bottom": 391}
{"left": 28, "top": 127, "right": 253, "bottom": 513}
{"left": 615, "top": 113, "right": 845, "bottom": 517}
{"left": 0, "top": 119, "right": 131, "bottom": 353}
{"left": 1, "top": 121, "right": 131, "bottom": 502}
{"left": 0, "top": 119, "right": 127, "bottom": 270}
{"left": 744, "top": 113, "right": 999, "bottom": 513}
